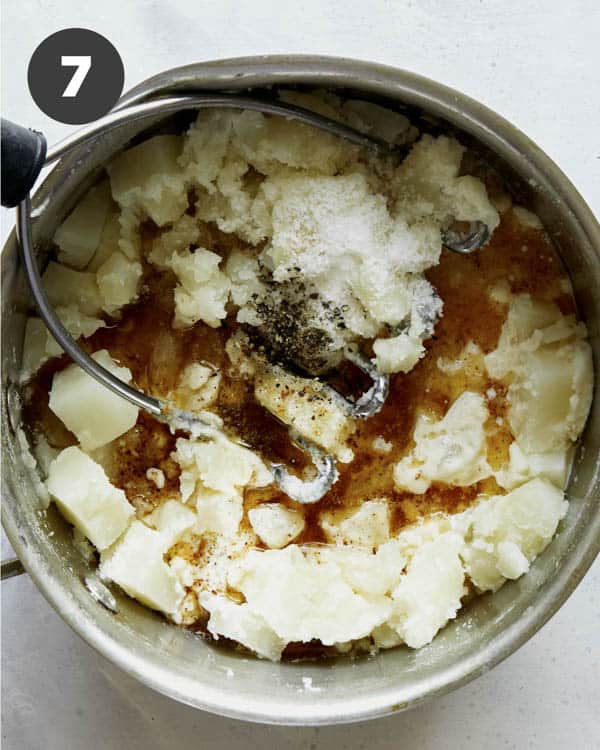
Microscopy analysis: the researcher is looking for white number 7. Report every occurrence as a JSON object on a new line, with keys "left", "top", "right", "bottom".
{"left": 61, "top": 55, "right": 92, "bottom": 97}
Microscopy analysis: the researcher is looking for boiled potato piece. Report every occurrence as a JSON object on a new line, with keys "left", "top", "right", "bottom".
{"left": 248, "top": 504, "right": 305, "bottom": 549}
{"left": 373, "top": 332, "right": 424, "bottom": 375}
{"left": 99, "top": 500, "right": 196, "bottom": 614}
{"left": 495, "top": 441, "right": 572, "bottom": 491}
{"left": 199, "top": 593, "right": 286, "bottom": 661}
{"left": 42, "top": 261, "right": 103, "bottom": 316}
{"left": 107, "top": 135, "right": 187, "bottom": 226}
{"left": 144, "top": 499, "right": 198, "bottom": 545}
{"left": 320, "top": 499, "right": 390, "bottom": 548}
{"left": 196, "top": 491, "right": 243, "bottom": 537}
{"left": 100, "top": 523, "right": 181, "bottom": 613}
{"left": 228, "top": 546, "right": 392, "bottom": 646}
{"left": 21, "top": 306, "right": 105, "bottom": 382}
{"left": 459, "top": 478, "right": 567, "bottom": 592}
{"left": 173, "top": 434, "right": 271, "bottom": 503}
{"left": 390, "top": 532, "right": 465, "bottom": 649}
{"left": 170, "top": 363, "right": 221, "bottom": 412}
{"left": 169, "top": 248, "right": 231, "bottom": 328}
{"left": 96, "top": 251, "right": 143, "bottom": 313}
{"left": 46, "top": 446, "right": 133, "bottom": 550}
{"left": 55, "top": 182, "right": 112, "bottom": 269}
{"left": 394, "top": 392, "right": 491, "bottom": 493}
{"left": 87, "top": 209, "right": 122, "bottom": 272}
{"left": 508, "top": 342, "right": 593, "bottom": 452}
{"left": 48, "top": 349, "right": 139, "bottom": 451}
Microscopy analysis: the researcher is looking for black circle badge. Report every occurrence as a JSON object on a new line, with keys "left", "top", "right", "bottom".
{"left": 28, "top": 28, "right": 124, "bottom": 125}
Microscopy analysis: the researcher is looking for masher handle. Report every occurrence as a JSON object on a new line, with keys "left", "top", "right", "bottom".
{"left": 1, "top": 118, "right": 47, "bottom": 208}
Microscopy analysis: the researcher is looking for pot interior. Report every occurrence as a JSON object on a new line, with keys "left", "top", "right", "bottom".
{"left": 2, "top": 59, "right": 599, "bottom": 725}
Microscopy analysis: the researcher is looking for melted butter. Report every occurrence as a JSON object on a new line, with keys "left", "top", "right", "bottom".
{"left": 25, "top": 211, "right": 573, "bottom": 542}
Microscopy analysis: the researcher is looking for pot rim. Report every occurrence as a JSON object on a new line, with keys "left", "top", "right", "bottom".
{"left": 2, "top": 54, "right": 599, "bottom": 726}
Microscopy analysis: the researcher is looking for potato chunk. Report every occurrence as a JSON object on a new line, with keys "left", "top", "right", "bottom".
{"left": 199, "top": 593, "right": 285, "bottom": 661}
{"left": 107, "top": 135, "right": 187, "bottom": 226}
{"left": 248, "top": 504, "right": 305, "bottom": 549}
{"left": 21, "top": 306, "right": 105, "bottom": 382}
{"left": 485, "top": 294, "right": 593, "bottom": 452}
{"left": 173, "top": 434, "right": 272, "bottom": 503}
{"left": 394, "top": 392, "right": 491, "bottom": 493}
{"left": 99, "top": 500, "right": 196, "bottom": 614}
{"left": 169, "top": 248, "right": 231, "bottom": 328}
{"left": 320, "top": 499, "right": 390, "bottom": 548}
{"left": 46, "top": 446, "right": 133, "bottom": 550}
{"left": 228, "top": 546, "right": 392, "bottom": 646}
{"left": 96, "top": 251, "right": 143, "bottom": 313}
{"left": 389, "top": 532, "right": 465, "bottom": 649}
{"left": 170, "top": 363, "right": 221, "bottom": 412}
{"left": 54, "top": 182, "right": 112, "bottom": 269}
{"left": 508, "top": 342, "right": 593, "bottom": 453}
{"left": 42, "top": 261, "right": 103, "bottom": 316}
{"left": 48, "top": 349, "right": 139, "bottom": 451}
{"left": 459, "top": 478, "right": 567, "bottom": 592}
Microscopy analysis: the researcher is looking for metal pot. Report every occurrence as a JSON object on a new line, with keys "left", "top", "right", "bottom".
{"left": 2, "top": 56, "right": 599, "bottom": 726}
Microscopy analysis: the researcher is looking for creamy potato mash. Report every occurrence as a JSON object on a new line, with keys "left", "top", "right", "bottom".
{"left": 21, "top": 93, "right": 593, "bottom": 661}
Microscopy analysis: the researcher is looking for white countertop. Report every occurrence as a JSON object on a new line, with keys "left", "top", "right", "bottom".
{"left": 1, "top": 1, "right": 599, "bottom": 747}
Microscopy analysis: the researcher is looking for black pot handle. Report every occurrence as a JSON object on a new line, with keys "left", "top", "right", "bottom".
{"left": 1, "top": 557, "right": 25, "bottom": 580}
{"left": 1, "top": 118, "right": 47, "bottom": 208}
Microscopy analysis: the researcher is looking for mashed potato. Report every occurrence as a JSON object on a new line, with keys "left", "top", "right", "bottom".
{"left": 21, "top": 92, "right": 593, "bottom": 661}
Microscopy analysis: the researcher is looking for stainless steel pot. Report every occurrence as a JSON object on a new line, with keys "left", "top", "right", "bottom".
{"left": 2, "top": 56, "right": 599, "bottom": 726}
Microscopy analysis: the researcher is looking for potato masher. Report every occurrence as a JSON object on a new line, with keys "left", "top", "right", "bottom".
{"left": 1, "top": 95, "right": 490, "bottom": 503}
